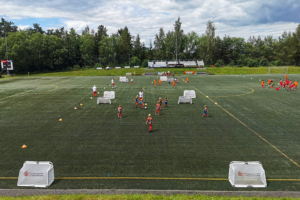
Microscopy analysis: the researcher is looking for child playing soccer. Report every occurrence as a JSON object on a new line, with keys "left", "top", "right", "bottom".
{"left": 285, "top": 74, "right": 288, "bottom": 81}
{"left": 280, "top": 79, "right": 283, "bottom": 87}
{"left": 202, "top": 105, "right": 208, "bottom": 117}
{"left": 111, "top": 78, "right": 116, "bottom": 88}
{"left": 159, "top": 97, "right": 162, "bottom": 110}
{"left": 155, "top": 101, "right": 160, "bottom": 115}
{"left": 295, "top": 80, "right": 298, "bottom": 89}
{"left": 283, "top": 81, "right": 286, "bottom": 89}
{"left": 186, "top": 78, "right": 189, "bottom": 83}
{"left": 172, "top": 80, "right": 175, "bottom": 88}
{"left": 131, "top": 78, "right": 134, "bottom": 85}
{"left": 134, "top": 95, "right": 138, "bottom": 108}
{"left": 164, "top": 97, "right": 168, "bottom": 107}
{"left": 92, "top": 85, "right": 97, "bottom": 97}
{"left": 146, "top": 114, "right": 153, "bottom": 132}
{"left": 118, "top": 105, "right": 122, "bottom": 118}
{"left": 154, "top": 80, "right": 157, "bottom": 86}
{"left": 159, "top": 79, "right": 161, "bottom": 86}
{"left": 261, "top": 80, "right": 264, "bottom": 88}
{"left": 139, "top": 97, "right": 145, "bottom": 109}
{"left": 268, "top": 79, "right": 271, "bottom": 87}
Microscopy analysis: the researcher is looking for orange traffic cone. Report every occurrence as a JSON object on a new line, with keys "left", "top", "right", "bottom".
{"left": 22, "top": 144, "right": 27, "bottom": 148}
{"left": 59, "top": 118, "right": 63, "bottom": 121}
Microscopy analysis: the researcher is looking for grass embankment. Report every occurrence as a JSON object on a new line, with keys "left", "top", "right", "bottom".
{"left": 2, "top": 195, "right": 300, "bottom": 200}
{"left": 3, "top": 66, "right": 300, "bottom": 77}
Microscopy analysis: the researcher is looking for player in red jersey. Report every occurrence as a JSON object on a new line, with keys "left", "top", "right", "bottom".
{"left": 131, "top": 78, "right": 134, "bottom": 85}
{"left": 261, "top": 80, "right": 264, "bottom": 88}
{"left": 283, "top": 81, "right": 286, "bottom": 89}
{"left": 155, "top": 101, "right": 160, "bottom": 115}
{"left": 146, "top": 114, "right": 153, "bottom": 132}
{"left": 279, "top": 79, "right": 283, "bottom": 87}
{"left": 118, "top": 105, "right": 122, "bottom": 118}
{"left": 134, "top": 95, "right": 138, "bottom": 108}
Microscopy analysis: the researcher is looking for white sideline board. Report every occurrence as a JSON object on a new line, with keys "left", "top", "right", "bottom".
{"left": 229, "top": 161, "right": 267, "bottom": 188}
{"left": 184, "top": 90, "right": 196, "bottom": 98}
{"left": 125, "top": 66, "right": 130, "bottom": 69}
{"left": 103, "top": 91, "right": 115, "bottom": 99}
{"left": 160, "top": 76, "right": 168, "bottom": 81}
{"left": 178, "top": 96, "right": 192, "bottom": 104}
{"left": 134, "top": 66, "right": 139, "bottom": 68}
{"left": 97, "top": 97, "right": 111, "bottom": 104}
{"left": 121, "top": 78, "right": 129, "bottom": 83}
{"left": 17, "top": 161, "right": 54, "bottom": 188}
{"left": 96, "top": 67, "right": 102, "bottom": 70}
{"left": 119, "top": 76, "right": 127, "bottom": 81}
{"left": 115, "top": 67, "right": 121, "bottom": 69}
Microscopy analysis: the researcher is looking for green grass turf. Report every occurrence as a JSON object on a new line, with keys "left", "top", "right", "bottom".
{"left": 0, "top": 75, "right": 300, "bottom": 190}
{"left": 2, "top": 194, "right": 300, "bottom": 200}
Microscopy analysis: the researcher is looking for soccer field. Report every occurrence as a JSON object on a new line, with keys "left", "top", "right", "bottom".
{"left": 1, "top": 75, "right": 300, "bottom": 190}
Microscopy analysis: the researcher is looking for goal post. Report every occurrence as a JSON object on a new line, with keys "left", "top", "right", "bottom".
{"left": 268, "top": 67, "right": 288, "bottom": 74}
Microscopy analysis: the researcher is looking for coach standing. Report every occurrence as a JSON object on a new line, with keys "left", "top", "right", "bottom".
{"left": 92, "top": 85, "right": 97, "bottom": 97}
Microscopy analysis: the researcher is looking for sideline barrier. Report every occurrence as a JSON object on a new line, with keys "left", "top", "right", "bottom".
{"left": 184, "top": 90, "right": 196, "bottom": 98}
{"left": 103, "top": 91, "right": 115, "bottom": 99}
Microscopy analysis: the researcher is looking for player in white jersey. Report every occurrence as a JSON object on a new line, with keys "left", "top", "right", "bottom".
{"left": 92, "top": 85, "right": 97, "bottom": 97}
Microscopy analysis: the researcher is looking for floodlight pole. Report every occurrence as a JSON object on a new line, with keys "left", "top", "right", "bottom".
{"left": 129, "top": 54, "right": 130, "bottom": 66}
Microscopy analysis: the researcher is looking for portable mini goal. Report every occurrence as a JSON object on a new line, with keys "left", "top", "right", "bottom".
{"left": 160, "top": 76, "right": 168, "bottom": 81}
{"left": 178, "top": 96, "right": 192, "bottom": 104}
{"left": 97, "top": 97, "right": 111, "bottom": 104}
{"left": 17, "top": 161, "right": 55, "bottom": 188}
{"left": 228, "top": 161, "right": 267, "bottom": 188}
{"left": 121, "top": 78, "right": 129, "bottom": 83}
{"left": 119, "top": 76, "right": 127, "bottom": 82}
{"left": 184, "top": 90, "right": 196, "bottom": 98}
{"left": 103, "top": 91, "right": 115, "bottom": 99}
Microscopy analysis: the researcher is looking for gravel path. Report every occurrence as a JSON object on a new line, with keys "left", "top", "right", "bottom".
{"left": 1, "top": 189, "right": 300, "bottom": 198}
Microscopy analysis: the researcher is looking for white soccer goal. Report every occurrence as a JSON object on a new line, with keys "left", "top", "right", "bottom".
{"left": 119, "top": 76, "right": 127, "bottom": 82}
{"left": 268, "top": 67, "right": 288, "bottom": 74}
{"left": 178, "top": 96, "right": 192, "bottom": 104}
{"left": 228, "top": 161, "right": 267, "bottom": 188}
{"left": 184, "top": 90, "right": 196, "bottom": 98}
{"left": 17, "top": 161, "right": 55, "bottom": 188}
{"left": 121, "top": 78, "right": 129, "bottom": 83}
{"left": 160, "top": 76, "right": 168, "bottom": 81}
{"left": 97, "top": 97, "right": 111, "bottom": 104}
{"left": 103, "top": 91, "right": 115, "bottom": 99}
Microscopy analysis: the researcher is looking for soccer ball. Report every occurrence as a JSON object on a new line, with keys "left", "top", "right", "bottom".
{"left": 206, "top": 96, "right": 208, "bottom": 98}
{"left": 91, "top": 97, "right": 92, "bottom": 99}
{"left": 144, "top": 107, "right": 147, "bottom": 109}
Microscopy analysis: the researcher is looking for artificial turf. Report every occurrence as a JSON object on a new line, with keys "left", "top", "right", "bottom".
{"left": 0, "top": 74, "right": 300, "bottom": 190}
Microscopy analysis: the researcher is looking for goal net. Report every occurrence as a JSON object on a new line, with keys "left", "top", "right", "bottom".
{"left": 268, "top": 67, "right": 288, "bottom": 74}
{"left": 97, "top": 97, "right": 111, "bottom": 104}
{"left": 103, "top": 91, "right": 115, "bottom": 99}
{"left": 184, "top": 90, "right": 196, "bottom": 98}
{"left": 121, "top": 78, "right": 129, "bottom": 83}
{"left": 228, "top": 161, "right": 267, "bottom": 188}
{"left": 160, "top": 76, "right": 168, "bottom": 81}
{"left": 178, "top": 96, "right": 192, "bottom": 104}
{"left": 17, "top": 161, "right": 55, "bottom": 188}
{"left": 119, "top": 76, "right": 127, "bottom": 82}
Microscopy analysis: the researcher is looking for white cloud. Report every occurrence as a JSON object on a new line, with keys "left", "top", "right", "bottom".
{"left": 0, "top": 0, "right": 299, "bottom": 46}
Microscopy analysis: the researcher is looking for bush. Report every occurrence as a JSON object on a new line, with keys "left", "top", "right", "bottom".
{"left": 259, "top": 58, "right": 268, "bottom": 66}
{"left": 228, "top": 60, "right": 234, "bottom": 67}
{"left": 237, "top": 59, "right": 243, "bottom": 67}
{"left": 216, "top": 59, "right": 224, "bottom": 65}
{"left": 85, "top": 66, "right": 91, "bottom": 69}
{"left": 94, "top": 63, "right": 101, "bottom": 68}
{"left": 275, "top": 60, "right": 283, "bottom": 66}
{"left": 215, "top": 63, "right": 220, "bottom": 67}
{"left": 247, "top": 59, "right": 258, "bottom": 67}
{"left": 130, "top": 56, "right": 141, "bottom": 67}
{"left": 67, "top": 67, "right": 73, "bottom": 71}
{"left": 73, "top": 64, "right": 80, "bottom": 70}
{"left": 141, "top": 60, "right": 148, "bottom": 68}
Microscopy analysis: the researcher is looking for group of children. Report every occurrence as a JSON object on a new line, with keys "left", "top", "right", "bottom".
{"left": 261, "top": 75, "right": 298, "bottom": 91}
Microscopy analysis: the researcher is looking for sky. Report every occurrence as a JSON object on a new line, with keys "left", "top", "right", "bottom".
{"left": 0, "top": 0, "right": 300, "bottom": 46}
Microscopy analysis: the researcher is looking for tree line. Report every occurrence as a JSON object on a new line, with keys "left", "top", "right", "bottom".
{"left": 0, "top": 17, "right": 300, "bottom": 73}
